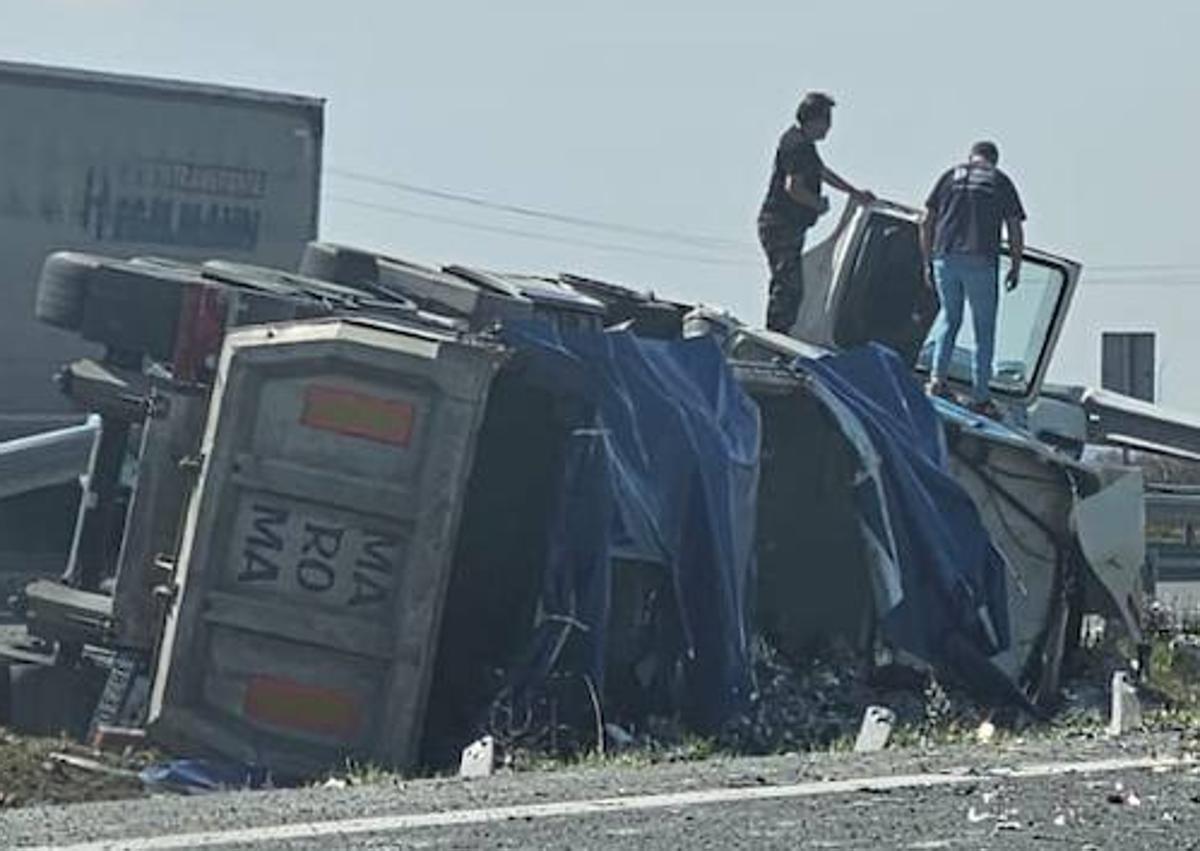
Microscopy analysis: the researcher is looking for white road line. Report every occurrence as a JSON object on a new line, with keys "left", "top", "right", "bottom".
{"left": 24, "top": 754, "right": 1191, "bottom": 851}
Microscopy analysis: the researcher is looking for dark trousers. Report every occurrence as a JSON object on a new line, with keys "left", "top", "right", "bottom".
{"left": 758, "top": 221, "right": 807, "bottom": 334}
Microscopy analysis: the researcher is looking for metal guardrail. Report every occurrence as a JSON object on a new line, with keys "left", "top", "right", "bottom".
{"left": 1042, "top": 384, "right": 1200, "bottom": 461}
{"left": 1149, "top": 542, "right": 1200, "bottom": 583}
{"left": 0, "top": 415, "right": 100, "bottom": 501}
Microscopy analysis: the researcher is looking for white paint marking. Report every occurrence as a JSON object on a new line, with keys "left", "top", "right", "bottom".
{"left": 25, "top": 755, "right": 1190, "bottom": 851}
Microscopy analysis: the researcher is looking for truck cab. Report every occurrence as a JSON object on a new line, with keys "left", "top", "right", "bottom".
{"left": 788, "top": 200, "right": 1081, "bottom": 410}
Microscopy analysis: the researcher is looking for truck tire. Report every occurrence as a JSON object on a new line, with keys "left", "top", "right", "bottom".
{"left": 34, "top": 252, "right": 104, "bottom": 332}
{"left": 36, "top": 252, "right": 199, "bottom": 360}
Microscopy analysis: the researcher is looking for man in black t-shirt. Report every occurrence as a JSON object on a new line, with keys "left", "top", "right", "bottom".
{"left": 920, "top": 141, "right": 1026, "bottom": 416}
{"left": 758, "top": 91, "right": 874, "bottom": 333}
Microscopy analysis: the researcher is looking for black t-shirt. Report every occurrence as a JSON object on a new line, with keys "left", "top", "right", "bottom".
{"left": 759, "top": 125, "right": 823, "bottom": 229}
{"left": 926, "top": 162, "right": 1026, "bottom": 258}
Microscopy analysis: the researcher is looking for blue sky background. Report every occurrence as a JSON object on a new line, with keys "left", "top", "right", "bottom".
{"left": 5, "top": 1, "right": 1200, "bottom": 404}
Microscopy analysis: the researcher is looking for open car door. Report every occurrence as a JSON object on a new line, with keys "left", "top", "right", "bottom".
{"left": 789, "top": 201, "right": 1081, "bottom": 405}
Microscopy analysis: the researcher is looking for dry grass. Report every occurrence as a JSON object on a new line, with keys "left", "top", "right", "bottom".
{"left": 0, "top": 729, "right": 155, "bottom": 809}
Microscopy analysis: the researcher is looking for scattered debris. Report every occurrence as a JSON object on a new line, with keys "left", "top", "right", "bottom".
{"left": 91, "top": 725, "right": 148, "bottom": 753}
{"left": 459, "top": 735, "right": 496, "bottom": 779}
{"left": 0, "top": 732, "right": 149, "bottom": 807}
{"left": 716, "top": 637, "right": 1004, "bottom": 756}
{"left": 1106, "top": 781, "right": 1142, "bottom": 807}
{"left": 853, "top": 706, "right": 895, "bottom": 753}
{"left": 138, "top": 759, "right": 270, "bottom": 796}
{"left": 48, "top": 752, "right": 138, "bottom": 780}
{"left": 1169, "top": 635, "right": 1200, "bottom": 680}
{"left": 975, "top": 720, "right": 996, "bottom": 745}
{"left": 604, "top": 723, "right": 636, "bottom": 749}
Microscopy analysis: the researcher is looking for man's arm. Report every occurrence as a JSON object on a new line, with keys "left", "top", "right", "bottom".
{"left": 783, "top": 173, "right": 827, "bottom": 212}
{"left": 822, "top": 165, "right": 875, "bottom": 204}
{"left": 920, "top": 211, "right": 935, "bottom": 288}
{"left": 921, "top": 171, "right": 950, "bottom": 288}
{"left": 1004, "top": 217, "right": 1024, "bottom": 290}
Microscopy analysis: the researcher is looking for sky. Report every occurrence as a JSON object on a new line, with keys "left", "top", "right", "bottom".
{"left": 4, "top": 0, "right": 1200, "bottom": 406}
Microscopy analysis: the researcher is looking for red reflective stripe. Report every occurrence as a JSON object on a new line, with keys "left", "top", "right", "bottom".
{"left": 243, "top": 675, "right": 363, "bottom": 738}
{"left": 301, "top": 385, "right": 415, "bottom": 446}
{"left": 172, "top": 284, "right": 228, "bottom": 383}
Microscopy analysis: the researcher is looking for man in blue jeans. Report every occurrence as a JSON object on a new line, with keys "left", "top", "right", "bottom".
{"left": 920, "top": 141, "right": 1026, "bottom": 418}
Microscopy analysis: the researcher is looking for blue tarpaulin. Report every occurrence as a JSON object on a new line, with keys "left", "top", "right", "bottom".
{"left": 499, "top": 323, "right": 760, "bottom": 729}
{"left": 139, "top": 759, "right": 270, "bottom": 795}
{"left": 493, "top": 325, "right": 1023, "bottom": 725}
{"left": 797, "top": 344, "right": 1012, "bottom": 671}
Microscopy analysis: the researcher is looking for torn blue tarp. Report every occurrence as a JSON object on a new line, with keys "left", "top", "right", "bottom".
{"left": 499, "top": 323, "right": 760, "bottom": 729}
{"left": 796, "top": 344, "right": 1012, "bottom": 671}
{"left": 139, "top": 758, "right": 270, "bottom": 795}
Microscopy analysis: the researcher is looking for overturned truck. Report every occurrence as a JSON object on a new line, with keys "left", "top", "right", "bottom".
{"left": 690, "top": 200, "right": 1146, "bottom": 708}
{"left": 0, "top": 199, "right": 1150, "bottom": 776}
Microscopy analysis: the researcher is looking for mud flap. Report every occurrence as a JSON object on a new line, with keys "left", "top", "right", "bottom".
{"left": 89, "top": 650, "right": 150, "bottom": 739}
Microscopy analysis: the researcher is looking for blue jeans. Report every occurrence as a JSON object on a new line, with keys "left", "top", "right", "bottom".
{"left": 930, "top": 254, "right": 999, "bottom": 403}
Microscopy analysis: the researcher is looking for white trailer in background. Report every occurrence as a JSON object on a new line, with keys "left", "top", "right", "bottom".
{"left": 0, "top": 60, "right": 324, "bottom": 441}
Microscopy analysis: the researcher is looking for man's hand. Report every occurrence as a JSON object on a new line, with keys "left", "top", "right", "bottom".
{"left": 924, "top": 259, "right": 940, "bottom": 293}
{"left": 1005, "top": 218, "right": 1024, "bottom": 292}
{"left": 816, "top": 195, "right": 831, "bottom": 216}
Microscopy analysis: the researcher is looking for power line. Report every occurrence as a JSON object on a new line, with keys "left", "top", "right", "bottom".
{"left": 323, "top": 173, "right": 1200, "bottom": 281}
{"left": 325, "top": 166, "right": 757, "bottom": 253}
{"left": 1084, "top": 269, "right": 1200, "bottom": 284}
{"left": 323, "top": 197, "right": 1200, "bottom": 282}
{"left": 1088, "top": 263, "right": 1200, "bottom": 272}
{"left": 1089, "top": 282, "right": 1200, "bottom": 289}
{"left": 323, "top": 194, "right": 759, "bottom": 268}
{"left": 326, "top": 167, "right": 1200, "bottom": 277}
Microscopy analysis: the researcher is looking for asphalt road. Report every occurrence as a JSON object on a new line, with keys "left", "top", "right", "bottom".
{"left": 3, "top": 733, "right": 1200, "bottom": 849}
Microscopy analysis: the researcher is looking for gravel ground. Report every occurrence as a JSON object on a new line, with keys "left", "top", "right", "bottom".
{"left": 1, "top": 732, "right": 1197, "bottom": 849}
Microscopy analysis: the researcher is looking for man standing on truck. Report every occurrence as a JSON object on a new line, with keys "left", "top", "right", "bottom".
{"left": 758, "top": 92, "right": 874, "bottom": 333}
{"left": 921, "top": 141, "right": 1026, "bottom": 418}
